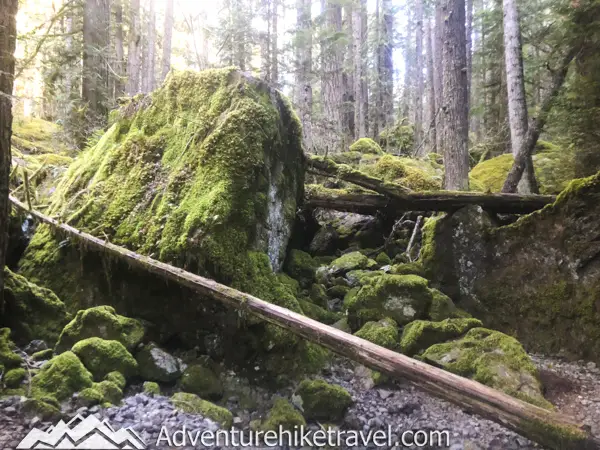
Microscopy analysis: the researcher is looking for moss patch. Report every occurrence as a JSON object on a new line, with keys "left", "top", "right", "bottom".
{"left": 171, "top": 392, "right": 233, "bottom": 428}
{"left": 31, "top": 351, "right": 93, "bottom": 402}
{"left": 349, "top": 138, "right": 383, "bottom": 155}
{"left": 0, "top": 328, "right": 23, "bottom": 369}
{"left": 180, "top": 364, "right": 223, "bottom": 400}
{"left": 143, "top": 381, "right": 160, "bottom": 395}
{"left": 329, "top": 251, "right": 377, "bottom": 274}
{"left": 400, "top": 318, "right": 482, "bottom": 356}
{"left": 261, "top": 398, "right": 306, "bottom": 431}
{"left": 296, "top": 379, "right": 352, "bottom": 422}
{"left": 71, "top": 338, "right": 138, "bottom": 381}
{"left": 354, "top": 318, "right": 399, "bottom": 349}
{"left": 3, "top": 368, "right": 27, "bottom": 388}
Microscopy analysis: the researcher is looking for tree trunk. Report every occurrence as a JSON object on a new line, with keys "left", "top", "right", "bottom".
{"left": 434, "top": 0, "right": 444, "bottom": 152}
{"left": 162, "top": 0, "right": 174, "bottom": 82}
{"left": 353, "top": 0, "right": 367, "bottom": 138}
{"left": 401, "top": 10, "right": 412, "bottom": 121}
{"left": 502, "top": 0, "right": 537, "bottom": 193}
{"left": 343, "top": 3, "right": 355, "bottom": 142}
{"left": 295, "top": 0, "right": 313, "bottom": 152}
{"left": 126, "top": 0, "right": 141, "bottom": 96}
{"left": 0, "top": 0, "right": 18, "bottom": 314}
{"left": 114, "top": 0, "right": 125, "bottom": 98}
{"left": 82, "top": 0, "right": 110, "bottom": 124}
{"left": 426, "top": 18, "right": 437, "bottom": 154}
{"left": 441, "top": 0, "right": 470, "bottom": 190}
{"left": 271, "top": 0, "right": 279, "bottom": 85}
{"left": 380, "top": 0, "right": 394, "bottom": 129}
{"left": 146, "top": 0, "right": 156, "bottom": 92}
{"left": 466, "top": 0, "right": 473, "bottom": 105}
{"left": 414, "top": 0, "right": 425, "bottom": 154}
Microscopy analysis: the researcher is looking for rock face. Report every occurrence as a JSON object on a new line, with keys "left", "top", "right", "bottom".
{"left": 420, "top": 173, "right": 600, "bottom": 362}
{"left": 19, "top": 68, "right": 307, "bottom": 365}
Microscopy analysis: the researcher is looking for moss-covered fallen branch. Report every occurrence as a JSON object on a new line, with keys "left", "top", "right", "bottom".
{"left": 10, "top": 195, "right": 599, "bottom": 450}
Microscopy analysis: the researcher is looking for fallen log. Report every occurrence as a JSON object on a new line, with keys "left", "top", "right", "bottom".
{"left": 10, "top": 195, "right": 599, "bottom": 450}
{"left": 305, "top": 187, "right": 556, "bottom": 215}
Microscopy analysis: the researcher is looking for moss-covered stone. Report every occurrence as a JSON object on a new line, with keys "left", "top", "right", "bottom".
{"left": 354, "top": 318, "right": 399, "bottom": 350}
{"left": 72, "top": 338, "right": 138, "bottom": 381}
{"left": 362, "top": 154, "right": 442, "bottom": 191}
{"left": 378, "top": 122, "right": 414, "bottom": 153}
{"left": 180, "top": 364, "right": 223, "bottom": 400}
{"left": 329, "top": 251, "right": 377, "bottom": 275}
{"left": 31, "top": 351, "right": 93, "bottom": 402}
{"left": 143, "top": 381, "right": 160, "bottom": 395}
{"left": 427, "top": 289, "right": 470, "bottom": 321}
{"left": 171, "top": 392, "right": 233, "bottom": 428}
{"left": 309, "top": 283, "right": 328, "bottom": 308}
{"left": 21, "top": 398, "right": 62, "bottom": 420}
{"left": 95, "top": 380, "right": 124, "bottom": 405}
{"left": 345, "top": 274, "right": 433, "bottom": 330}
{"left": 297, "top": 299, "right": 341, "bottom": 324}
{"left": 349, "top": 138, "right": 383, "bottom": 155}
{"left": 136, "top": 343, "right": 181, "bottom": 382}
{"left": 400, "top": 318, "right": 483, "bottom": 356}
{"left": 422, "top": 328, "right": 551, "bottom": 408}
{"left": 296, "top": 379, "right": 353, "bottom": 421}
{"left": 375, "top": 252, "right": 391, "bottom": 266}
{"left": 31, "top": 348, "right": 53, "bottom": 361}
{"left": 77, "top": 387, "right": 104, "bottom": 407}
{"left": 277, "top": 273, "right": 300, "bottom": 297}
{"left": 389, "top": 262, "right": 425, "bottom": 277}
{"left": 55, "top": 306, "right": 144, "bottom": 354}
{"left": 261, "top": 398, "right": 306, "bottom": 431}
{"left": 284, "top": 249, "right": 318, "bottom": 287}
{"left": 345, "top": 270, "right": 381, "bottom": 287}
{"left": 104, "top": 371, "right": 126, "bottom": 390}
{"left": 3, "top": 367, "right": 26, "bottom": 388}
{"left": 2, "top": 269, "right": 70, "bottom": 346}
{"left": 0, "top": 328, "right": 22, "bottom": 369}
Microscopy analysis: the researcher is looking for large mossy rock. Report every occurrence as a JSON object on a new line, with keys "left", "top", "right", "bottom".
{"left": 71, "top": 337, "right": 138, "bottom": 381}
{"left": 171, "top": 392, "right": 233, "bottom": 428}
{"left": 261, "top": 398, "right": 306, "bottom": 431}
{"left": 0, "top": 328, "right": 23, "bottom": 369}
{"left": 2, "top": 268, "right": 70, "bottom": 346}
{"left": 179, "top": 364, "right": 223, "bottom": 400}
{"left": 55, "top": 306, "right": 144, "bottom": 354}
{"left": 420, "top": 172, "right": 600, "bottom": 362}
{"left": 400, "top": 318, "right": 482, "bottom": 356}
{"left": 19, "top": 68, "right": 304, "bottom": 344}
{"left": 31, "top": 351, "right": 93, "bottom": 402}
{"left": 296, "top": 379, "right": 353, "bottom": 421}
{"left": 420, "top": 328, "right": 551, "bottom": 408}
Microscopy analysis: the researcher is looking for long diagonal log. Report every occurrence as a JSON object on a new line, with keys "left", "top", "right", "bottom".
{"left": 305, "top": 188, "right": 556, "bottom": 215}
{"left": 306, "top": 156, "right": 555, "bottom": 213}
{"left": 10, "top": 195, "right": 599, "bottom": 450}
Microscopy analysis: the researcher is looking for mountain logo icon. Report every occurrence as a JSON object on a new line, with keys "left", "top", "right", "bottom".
{"left": 16, "top": 413, "right": 146, "bottom": 449}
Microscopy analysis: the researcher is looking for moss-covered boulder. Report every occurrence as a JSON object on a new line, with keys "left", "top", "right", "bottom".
{"left": 362, "top": 154, "right": 442, "bottom": 191}
{"left": 143, "top": 381, "right": 160, "bottom": 395}
{"left": 179, "top": 364, "right": 223, "bottom": 400}
{"left": 55, "top": 306, "right": 144, "bottom": 354}
{"left": 0, "top": 328, "right": 23, "bottom": 369}
{"left": 420, "top": 173, "right": 600, "bottom": 362}
{"left": 427, "top": 289, "right": 470, "bottom": 321}
{"left": 31, "top": 348, "right": 53, "bottom": 361}
{"left": 136, "top": 343, "right": 181, "bottom": 382}
{"left": 421, "top": 328, "right": 551, "bottom": 408}
{"left": 354, "top": 318, "right": 399, "bottom": 349}
{"left": 104, "top": 371, "right": 126, "bottom": 390}
{"left": 71, "top": 338, "right": 138, "bottom": 381}
{"left": 76, "top": 387, "right": 105, "bottom": 407}
{"left": 345, "top": 274, "right": 433, "bottom": 330}
{"left": 94, "top": 380, "right": 124, "bottom": 405}
{"left": 284, "top": 249, "right": 318, "bottom": 287}
{"left": 261, "top": 398, "right": 306, "bottom": 431}
{"left": 400, "top": 318, "right": 483, "bottom": 356}
{"left": 21, "top": 398, "right": 62, "bottom": 420}
{"left": 171, "top": 392, "right": 233, "bottom": 428}
{"left": 296, "top": 379, "right": 352, "bottom": 421}
{"left": 349, "top": 138, "right": 383, "bottom": 155}
{"left": 329, "top": 251, "right": 377, "bottom": 275}
{"left": 2, "top": 269, "right": 70, "bottom": 346}
{"left": 31, "top": 351, "right": 93, "bottom": 402}
{"left": 469, "top": 145, "right": 577, "bottom": 195}
{"left": 378, "top": 122, "right": 414, "bottom": 153}
{"left": 3, "top": 367, "right": 27, "bottom": 388}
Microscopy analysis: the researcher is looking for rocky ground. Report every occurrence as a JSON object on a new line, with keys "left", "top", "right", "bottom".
{"left": 1, "top": 355, "right": 599, "bottom": 450}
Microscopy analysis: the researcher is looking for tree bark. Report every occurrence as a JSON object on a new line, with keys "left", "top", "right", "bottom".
{"left": 434, "top": 0, "right": 444, "bottom": 152}
{"left": 502, "top": 46, "right": 578, "bottom": 193}
{"left": 12, "top": 195, "right": 599, "bottom": 450}
{"left": 146, "top": 0, "right": 156, "bottom": 92}
{"left": 401, "top": 10, "right": 413, "bottom": 121}
{"left": 414, "top": 0, "right": 425, "bottom": 154}
{"left": 352, "top": 0, "right": 367, "bottom": 138}
{"left": 426, "top": 18, "right": 437, "bottom": 154}
{"left": 82, "top": 0, "right": 110, "bottom": 122}
{"left": 380, "top": 0, "right": 394, "bottom": 129}
{"left": 295, "top": 0, "right": 313, "bottom": 152}
{"left": 126, "top": 0, "right": 141, "bottom": 95}
{"left": 114, "top": 0, "right": 125, "bottom": 98}
{"left": 441, "top": 0, "right": 470, "bottom": 191}
{"left": 0, "top": 0, "right": 18, "bottom": 314}
{"left": 466, "top": 0, "right": 473, "bottom": 104}
{"left": 161, "top": 0, "right": 174, "bottom": 82}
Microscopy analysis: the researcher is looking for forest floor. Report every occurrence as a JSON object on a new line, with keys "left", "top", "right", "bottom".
{"left": 0, "top": 354, "right": 598, "bottom": 450}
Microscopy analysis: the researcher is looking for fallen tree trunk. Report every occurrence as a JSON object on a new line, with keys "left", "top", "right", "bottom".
{"left": 10, "top": 195, "right": 599, "bottom": 450}
{"left": 305, "top": 188, "right": 556, "bottom": 215}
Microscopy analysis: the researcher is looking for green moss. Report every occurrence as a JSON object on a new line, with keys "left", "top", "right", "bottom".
{"left": 77, "top": 387, "right": 104, "bottom": 406}
{"left": 345, "top": 270, "right": 381, "bottom": 286}
{"left": 21, "top": 398, "right": 62, "bottom": 420}
{"left": 277, "top": 273, "right": 300, "bottom": 297}
{"left": 31, "top": 351, "right": 93, "bottom": 402}
{"left": 285, "top": 249, "right": 318, "bottom": 286}
{"left": 3, "top": 268, "right": 71, "bottom": 346}
{"left": 180, "top": 364, "right": 223, "bottom": 400}
{"left": 330, "top": 151, "right": 364, "bottom": 166}
{"left": 171, "top": 392, "right": 233, "bottom": 428}
{"left": 72, "top": 338, "right": 138, "bottom": 381}
{"left": 378, "top": 123, "right": 414, "bottom": 153}
{"left": 95, "top": 380, "right": 124, "bottom": 404}
{"left": 104, "top": 371, "right": 126, "bottom": 390}
{"left": 309, "top": 283, "right": 328, "bottom": 308}
{"left": 345, "top": 274, "right": 433, "bottom": 329}
{"left": 421, "top": 328, "right": 552, "bottom": 408}
{"left": 400, "top": 318, "right": 482, "bottom": 356}
{"left": 31, "top": 349, "right": 53, "bottom": 361}
{"left": 354, "top": 318, "right": 399, "bottom": 349}
{"left": 296, "top": 379, "right": 353, "bottom": 421}
{"left": 329, "top": 251, "right": 377, "bottom": 274}
{"left": 55, "top": 306, "right": 144, "bottom": 354}
{"left": 349, "top": 138, "right": 383, "bottom": 155}
{"left": 389, "top": 262, "right": 425, "bottom": 277}
{"left": 298, "top": 298, "right": 341, "bottom": 324}
{"left": 362, "top": 154, "right": 442, "bottom": 191}
{"left": 261, "top": 398, "right": 306, "bottom": 431}
{"left": 0, "top": 328, "right": 22, "bottom": 369}
{"left": 3, "top": 368, "right": 26, "bottom": 388}
{"left": 12, "top": 116, "right": 71, "bottom": 155}
{"left": 428, "top": 289, "right": 470, "bottom": 321}
{"left": 375, "top": 252, "right": 391, "bottom": 266}
{"left": 143, "top": 381, "right": 161, "bottom": 395}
